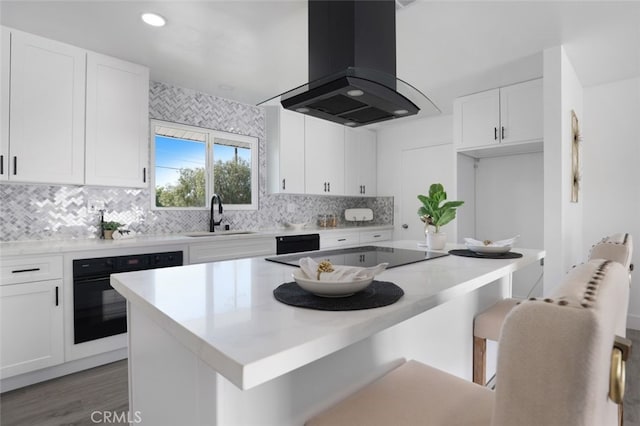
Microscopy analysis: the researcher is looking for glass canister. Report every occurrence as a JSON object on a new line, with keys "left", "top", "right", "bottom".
{"left": 327, "top": 213, "right": 337, "bottom": 227}
{"left": 317, "top": 214, "right": 328, "bottom": 227}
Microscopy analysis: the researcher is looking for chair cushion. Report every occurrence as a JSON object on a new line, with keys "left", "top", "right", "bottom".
{"left": 307, "top": 360, "right": 494, "bottom": 426}
{"left": 474, "top": 298, "right": 520, "bottom": 341}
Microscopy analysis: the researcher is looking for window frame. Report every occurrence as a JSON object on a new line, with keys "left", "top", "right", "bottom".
{"left": 150, "top": 119, "right": 259, "bottom": 211}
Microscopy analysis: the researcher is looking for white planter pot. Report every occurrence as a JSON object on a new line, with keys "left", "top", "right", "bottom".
{"left": 427, "top": 232, "right": 447, "bottom": 250}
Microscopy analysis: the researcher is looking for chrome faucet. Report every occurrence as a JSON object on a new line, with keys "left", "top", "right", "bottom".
{"left": 209, "top": 194, "right": 223, "bottom": 232}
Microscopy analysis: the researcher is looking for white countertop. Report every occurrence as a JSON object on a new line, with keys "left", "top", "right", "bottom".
{"left": 0, "top": 225, "right": 392, "bottom": 256}
{"left": 111, "top": 240, "right": 544, "bottom": 390}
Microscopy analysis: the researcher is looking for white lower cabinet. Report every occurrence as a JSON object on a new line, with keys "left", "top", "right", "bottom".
{"left": 0, "top": 255, "right": 64, "bottom": 379}
{"left": 189, "top": 236, "right": 276, "bottom": 264}
{"left": 359, "top": 229, "right": 393, "bottom": 244}
{"left": 0, "top": 279, "right": 64, "bottom": 379}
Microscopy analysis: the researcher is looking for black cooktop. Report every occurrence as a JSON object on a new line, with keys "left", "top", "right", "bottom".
{"left": 265, "top": 245, "right": 448, "bottom": 269}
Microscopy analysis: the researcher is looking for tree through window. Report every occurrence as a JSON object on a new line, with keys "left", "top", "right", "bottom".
{"left": 151, "top": 120, "right": 258, "bottom": 210}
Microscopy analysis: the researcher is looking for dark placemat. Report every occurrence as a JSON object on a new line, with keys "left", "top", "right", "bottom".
{"left": 448, "top": 249, "right": 523, "bottom": 259}
{"left": 273, "top": 280, "right": 404, "bottom": 311}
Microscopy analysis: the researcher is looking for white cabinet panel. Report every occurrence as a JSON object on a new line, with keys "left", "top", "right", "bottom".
{"left": 8, "top": 30, "right": 86, "bottom": 184}
{"left": 305, "top": 116, "right": 344, "bottom": 195}
{"left": 85, "top": 52, "right": 149, "bottom": 187}
{"left": 1, "top": 27, "right": 9, "bottom": 181}
{"left": 454, "top": 79, "right": 543, "bottom": 155}
{"left": 320, "top": 232, "right": 359, "bottom": 249}
{"left": 189, "top": 237, "right": 276, "bottom": 264}
{"left": 359, "top": 230, "right": 392, "bottom": 244}
{"left": 266, "top": 106, "right": 305, "bottom": 194}
{"left": 453, "top": 89, "right": 500, "bottom": 149}
{"left": 345, "top": 128, "right": 377, "bottom": 196}
{"left": 1, "top": 255, "right": 63, "bottom": 285}
{"left": 0, "top": 280, "right": 63, "bottom": 379}
{"left": 500, "top": 78, "right": 543, "bottom": 144}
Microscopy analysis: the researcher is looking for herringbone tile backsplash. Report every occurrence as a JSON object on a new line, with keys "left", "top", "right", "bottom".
{"left": 0, "top": 81, "right": 393, "bottom": 242}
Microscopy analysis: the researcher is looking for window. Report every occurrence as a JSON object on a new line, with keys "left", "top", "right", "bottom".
{"left": 151, "top": 120, "right": 258, "bottom": 210}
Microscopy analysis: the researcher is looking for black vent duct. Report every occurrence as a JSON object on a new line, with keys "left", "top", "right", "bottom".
{"left": 280, "top": 0, "right": 423, "bottom": 127}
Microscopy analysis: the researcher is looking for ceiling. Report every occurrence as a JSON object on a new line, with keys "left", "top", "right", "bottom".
{"left": 2, "top": 1, "right": 639, "bottom": 119}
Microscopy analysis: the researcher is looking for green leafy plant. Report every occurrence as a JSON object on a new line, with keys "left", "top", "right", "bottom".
{"left": 101, "top": 221, "right": 123, "bottom": 231}
{"left": 417, "top": 183, "right": 464, "bottom": 233}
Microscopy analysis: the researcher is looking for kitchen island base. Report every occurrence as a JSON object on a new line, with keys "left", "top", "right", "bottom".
{"left": 127, "top": 277, "right": 510, "bottom": 426}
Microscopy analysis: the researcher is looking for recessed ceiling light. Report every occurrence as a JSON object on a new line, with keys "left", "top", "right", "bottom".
{"left": 141, "top": 13, "right": 166, "bottom": 27}
{"left": 347, "top": 89, "right": 364, "bottom": 97}
{"left": 296, "top": 107, "right": 310, "bottom": 113}
{"left": 393, "top": 109, "right": 409, "bottom": 115}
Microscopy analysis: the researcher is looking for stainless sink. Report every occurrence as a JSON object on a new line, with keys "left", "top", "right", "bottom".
{"left": 184, "top": 231, "right": 257, "bottom": 237}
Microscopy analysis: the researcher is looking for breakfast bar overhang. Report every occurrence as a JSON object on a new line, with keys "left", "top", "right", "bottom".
{"left": 111, "top": 241, "right": 544, "bottom": 425}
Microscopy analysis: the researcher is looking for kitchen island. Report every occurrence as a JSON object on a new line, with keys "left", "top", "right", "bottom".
{"left": 111, "top": 240, "right": 544, "bottom": 425}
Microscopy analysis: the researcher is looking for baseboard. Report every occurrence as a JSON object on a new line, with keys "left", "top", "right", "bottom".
{"left": 0, "top": 348, "right": 127, "bottom": 393}
{"left": 627, "top": 313, "right": 640, "bottom": 330}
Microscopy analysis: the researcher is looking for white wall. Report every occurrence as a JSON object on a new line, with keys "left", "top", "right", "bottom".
{"left": 475, "top": 152, "right": 545, "bottom": 297}
{"left": 543, "top": 46, "right": 584, "bottom": 293}
{"left": 377, "top": 115, "right": 456, "bottom": 239}
{"left": 582, "top": 76, "right": 640, "bottom": 328}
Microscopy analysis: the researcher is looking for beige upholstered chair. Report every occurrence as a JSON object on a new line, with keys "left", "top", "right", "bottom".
{"left": 473, "top": 232, "right": 633, "bottom": 385}
{"left": 307, "top": 259, "right": 631, "bottom": 426}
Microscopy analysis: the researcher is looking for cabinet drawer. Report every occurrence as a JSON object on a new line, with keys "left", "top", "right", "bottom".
{"left": 189, "top": 237, "right": 276, "bottom": 264}
{"left": 1, "top": 255, "right": 63, "bottom": 285}
{"left": 321, "top": 233, "right": 359, "bottom": 249}
{"left": 359, "top": 230, "right": 393, "bottom": 244}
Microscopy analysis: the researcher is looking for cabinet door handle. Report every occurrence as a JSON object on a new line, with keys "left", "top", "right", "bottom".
{"left": 55, "top": 286, "right": 59, "bottom": 306}
{"left": 13, "top": 156, "right": 17, "bottom": 175}
{"left": 143, "top": 167, "right": 146, "bottom": 183}
{"left": 323, "top": 182, "right": 327, "bottom": 192}
{"left": 11, "top": 267, "right": 40, "bottom": 273}
{"left": 0, "top": 154, "right": 3, "bottom": 175}
{"left": 363, "top": 185, "right": 366, "bottom": 194}
{"left": 282, "top": 179, "right": 286, "bottom": 190}
{"left": 327, "top": 182, "right": 330, "bottom": 192}
{"left": 501, "top": 126, "right": 505, "bottom": 139}
{"left": 494, "top": 127, "right": 497, "bottom": 140}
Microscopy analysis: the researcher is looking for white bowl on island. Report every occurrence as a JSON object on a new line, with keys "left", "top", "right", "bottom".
{"left": 292, "top": 269, "right": 373, "bottom": 298}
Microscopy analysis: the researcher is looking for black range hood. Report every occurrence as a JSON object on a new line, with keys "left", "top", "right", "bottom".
{"left": 276, "top": 0, "right": 439, "bottom": 127}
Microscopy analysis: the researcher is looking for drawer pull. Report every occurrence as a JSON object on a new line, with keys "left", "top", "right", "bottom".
{"left": 373, "top": 234, "right": 381, "bottom": 238}
{"left": 11, "top": 267, "right": 41, "bottom": 274}
{"left": 337, "top": 238, "right": 346, "bottom": 242}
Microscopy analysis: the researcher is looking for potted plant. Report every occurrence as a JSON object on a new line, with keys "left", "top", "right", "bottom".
{"left": 417, "top": 183, "right": 464, "bottom": 249}
{"left": 102, "top": 221, "right": 123, "bottom": 240}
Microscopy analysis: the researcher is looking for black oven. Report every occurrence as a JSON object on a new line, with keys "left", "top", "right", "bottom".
{"left": 73, "top": 251, "right": 183, "bottom": 344}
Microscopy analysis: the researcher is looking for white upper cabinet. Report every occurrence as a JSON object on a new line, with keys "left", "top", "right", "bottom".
{"left": 454, "top": 78, "right": 543, "bottom": 152}
{"left": 1, "top": 27, "right": 9, "bottom": 181}
{"left": 453, "top": 88, "right": 500, "bottom": 149}
{"left": 266, "top": 106, "right": 305, "bottom": 194}
{"left": 85, "top": 52, "right": 149, "bottom": 187}
{"left": 344, "top": 127, "right": 377, "bottom": 196}
{"left": 8, "top": 29, "right": 86, "bottom": 184}
{"left": 304, "top": 116, "right": 345, "bottom": 195}
{"left": 499, "top": 79, "right": 543, "bottom": 144}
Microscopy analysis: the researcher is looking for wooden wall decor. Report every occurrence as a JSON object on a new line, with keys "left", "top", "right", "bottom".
{"left": 571, "top": 110, "right": 581, "bottom": 203}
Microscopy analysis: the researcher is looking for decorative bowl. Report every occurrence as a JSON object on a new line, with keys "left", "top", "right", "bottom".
{"left": 292, "top": 270, "right": 373, "bottom": 298}
{"left": 465, "top": 244, "right": 512, "bottom": 254}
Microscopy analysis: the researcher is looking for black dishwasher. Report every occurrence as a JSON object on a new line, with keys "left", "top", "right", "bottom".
{"left": 73, "top": 251, "right": 183, "bottom": 344}
{"left": 276, "top": 234, "right": 320, "bottom": 255}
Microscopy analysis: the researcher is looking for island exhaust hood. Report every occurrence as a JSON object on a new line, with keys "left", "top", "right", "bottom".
{"left": 274, "top": 0, "right": 439, "bottom": 127}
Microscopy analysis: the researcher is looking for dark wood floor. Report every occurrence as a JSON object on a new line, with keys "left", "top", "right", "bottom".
{"left": 0, "top": 360, "right": 128, "bottom": 426}
{"left": 2, "top": 330, "right": 640, "bottom": 425}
